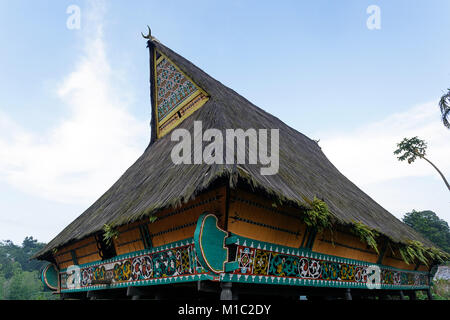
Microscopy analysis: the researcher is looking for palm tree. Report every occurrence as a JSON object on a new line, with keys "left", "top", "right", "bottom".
{"left": 439, "top": 88, "right": 450, "bottom": 129}
{"left": 394, "top": 137, "right": 449, "bottom": 191}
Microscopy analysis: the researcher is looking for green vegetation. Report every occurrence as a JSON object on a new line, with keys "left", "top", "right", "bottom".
{"left": 301, "top": 196, "right": 332, "bottom": 232}
{"left": 398, "top": 240, "right": 430, "bottom": 266}
{"left": 102, "top": 224, "right": 119, "bottom": 246}
{"left": 351, "top": 221, "right": 379, "bottom": 254}
{"left": 395, "top": 210, "right": 450, "bottom": 266}
{"left": 417, "top": 279, "right": 450, "bottom": 300}
{"left": 0, "top": 237, "right": 55, "bottom": 300}
{"left": 403, "top": 210, "right": 450, "bottom": 253}
{"left": 394, "top": 137, "right": 450, "bottom": 191}
{"left": 439, "top": 88, "right": 450, "bottom": 129}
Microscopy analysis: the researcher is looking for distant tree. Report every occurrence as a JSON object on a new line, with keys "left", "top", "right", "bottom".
{"left": 0, "top": 237, "right": 46, "bottom": 275}
{"left": 20, "top": 237, "right": 46, "bottom": 272}
{"left": 439, "top": 88, "right": 450, "bottom": 129}
{"left": 0, "top": 269, "right": 5, "bottom": 300}
{"left": 4, "top": 270, "right": 43, "bottom": 300}
{"left": 0, "top": 237, "right": 53, "bottom": 300}
{"left": 403, "top": 210, "right": 450, "bottom": 253}
{"left": 394, "top": 136, "right": 450, "bottom": 191}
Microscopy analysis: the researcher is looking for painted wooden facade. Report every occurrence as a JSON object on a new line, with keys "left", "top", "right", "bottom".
{"left": 44, "top": 185, "right": 431, "bottom": 296}
{"left": 37, "top": 34, "right": 437, "bottom": 300}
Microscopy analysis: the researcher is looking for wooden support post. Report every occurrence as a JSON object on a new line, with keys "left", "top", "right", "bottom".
{"left": 197, "top": 280, "right": 219, "bottom": 293}
{"left": 399, "top": 290, "right": 406, "bottom": 300}
{"left": 408, "top": 291, "right": 417, "bottom": 300}
{"left": 344, "top": 288, "right": 352, "bottom": 300}
{"left": 87, "top": 291, "right": 99, "bottom": 300}
{"left": 220, "top": 282, "right": 233, "bottom": 300}
{"left": 426, "top": 288, "right": 433, "bottom": 300}
{"left": 127, "top": 287, "right": 144, "bottom": 300}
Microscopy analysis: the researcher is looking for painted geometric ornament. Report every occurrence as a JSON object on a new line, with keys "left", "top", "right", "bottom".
{"left": 154, "top": 51, "right": 208, "bottom": 137}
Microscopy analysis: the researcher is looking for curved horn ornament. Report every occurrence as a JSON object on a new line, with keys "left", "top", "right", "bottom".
{"left": 141, "top": 26, "right": 152, "bottom": 39}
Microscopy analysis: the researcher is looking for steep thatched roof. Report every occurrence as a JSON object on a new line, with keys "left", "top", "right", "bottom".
{"left": 34, "top": 38, "right": 434, "bottom": 260}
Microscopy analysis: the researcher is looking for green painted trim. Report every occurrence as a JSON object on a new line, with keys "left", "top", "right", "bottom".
{"left": 194, "top": 213, "right": 228, "bottom": 274}
{"left": 226, "top": 234, "right": 430, "bottom": 290}
{"left": 59, "top": 237, "right": 218, "bottom": 293}
{"left": 41, "top": 263, "right": 59, "bottom": 291}
{"left": 226, "top": 234, "right": 428, "bottom": 275}
{"left": 70, "top": 250, "right": 78, "bottom": 265}
{"left": 225, "top": 261, "right": 239, "bottom": 272}
{"left": 219, "top": 272, "right": 429, "bottom": 291}
{"left": 60, "top": 273, "right": 215, "bottom": 293}
{"left": 60, "top": 238, "right": 195, "bottom": 272}
{"left": 139, "top": 224, "right": 153, "bottom": 249}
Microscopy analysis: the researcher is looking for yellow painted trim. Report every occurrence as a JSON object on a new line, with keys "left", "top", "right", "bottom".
{"left": 158, "top": 90, "right": 201, "bottom": 126}
{"left": 156, "top": 55, "right": 164, "bottom": 65}
{"left": 158, "top": 95, "right": 209, "bottom": 138}
{"left": 154, "top": 50, "right": 209, "bottom": 139}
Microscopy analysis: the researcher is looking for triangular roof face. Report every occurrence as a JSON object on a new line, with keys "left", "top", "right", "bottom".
{"left": 34, "top": 37, "right": 433, "bottom": 259}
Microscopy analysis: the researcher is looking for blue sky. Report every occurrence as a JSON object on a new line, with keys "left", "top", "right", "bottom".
{"left": 0, "top": 0, "right": 449, "bottom": 244}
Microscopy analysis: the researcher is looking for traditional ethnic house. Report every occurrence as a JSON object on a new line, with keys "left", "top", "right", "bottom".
{"left": 34, "top": 30, "right": 448, "bottom": 300}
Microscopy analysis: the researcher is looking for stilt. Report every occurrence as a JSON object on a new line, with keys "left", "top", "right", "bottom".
{"left": 408, "top": 291, "right": 417, "bottom": 300}
{"left": 220, "top": 282, "right": 233, "bottom": 300}
{"left": 127, "top": 287, "right": 144, "bottom": 300}
{"left": 426, "top": 288, "right": 433, "bottom": 300}
{"left": 345, "top": 288, "right": 352, "bottom": 300}
{"left": 399, "top": 290, "right": 406, "bottom": 300}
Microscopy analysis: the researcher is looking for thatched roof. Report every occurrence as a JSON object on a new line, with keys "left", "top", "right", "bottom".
{"left": 34, "top": 38, "right": 434, "bottom": 260}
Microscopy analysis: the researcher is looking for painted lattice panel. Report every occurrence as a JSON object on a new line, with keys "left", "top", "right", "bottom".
{"left": 156, "top": 57, "right": 199, "bottom": 122}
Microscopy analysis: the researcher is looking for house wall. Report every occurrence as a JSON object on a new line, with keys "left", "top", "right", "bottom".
{"left": 53, "top": 185, "right": 425, "bottom": 272}
{"left": 147, "top": 185, "right": 227, "bottom": 247}
{"left": 226, "top": 187, "right": 424, "bottom": 271}
{"left": 312, "top": 229, "right": 379, "bottom": 263}
{"left": 53, "top": 185, "right": 228, "bottom": 270}
{"left": 227, "top": 189, "right": 307, "bottom": 248}
{"left": 54, "top": 236, "right": 100, "bottom": 269}
{"left": 382, "top": 249, "right": 425, "bottom": 271}
{"left": 113, "top": 221, "right": 146, "bottom": 256}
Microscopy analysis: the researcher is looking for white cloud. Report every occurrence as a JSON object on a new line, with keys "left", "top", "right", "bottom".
{"left": 318, "top": 101, "right": 450, "bottom": 221}
{"left": 0, "top": 2, "right": 148, "bottom": 204}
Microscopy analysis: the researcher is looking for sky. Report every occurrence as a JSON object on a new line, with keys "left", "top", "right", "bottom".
{"left": 0, "top": 0, "right": 449, "bottom": 245}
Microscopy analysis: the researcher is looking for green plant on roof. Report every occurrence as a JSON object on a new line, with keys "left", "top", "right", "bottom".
{"left": 102, "top": 224, "right": 119, "bottom": 246}
{"left": 351, "top": 221, "right": 379, "bottom": 254}
{"left": 149, "top": 215, "right": 158, "bottom": 223}
{"left": 399, "top": 241, "right": 450, "bottom": 266}
{"left": 301, "top": 196, "right": 332, "bottom": 232}
{"left": 52, "top": 248, "right": 58, "bottom": 254}
{"left": 399, "top": 240, "right": 429, "bottom": 266}
{"left": 426, "top": 247, "right": 449, "bottom": 264}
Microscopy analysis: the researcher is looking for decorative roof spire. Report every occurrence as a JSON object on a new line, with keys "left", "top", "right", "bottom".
{"left": 141, "top": 25, "right": 151, "bottom": 39}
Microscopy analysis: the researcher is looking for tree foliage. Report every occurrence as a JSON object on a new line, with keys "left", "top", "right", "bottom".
{"left": 439, "top": 88, "right": 450, "bottom": 129}
{"left": 403, "top": 210, "right": 450, "bottom": 254}
{"left": 0, "top": 237, "right": 55, "bottom": 300}
{"left": 394, "top": 136, "right": 427, "bottom": 164}
{"left": 394, "top": 137, "right": 450, "bottom": 191}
